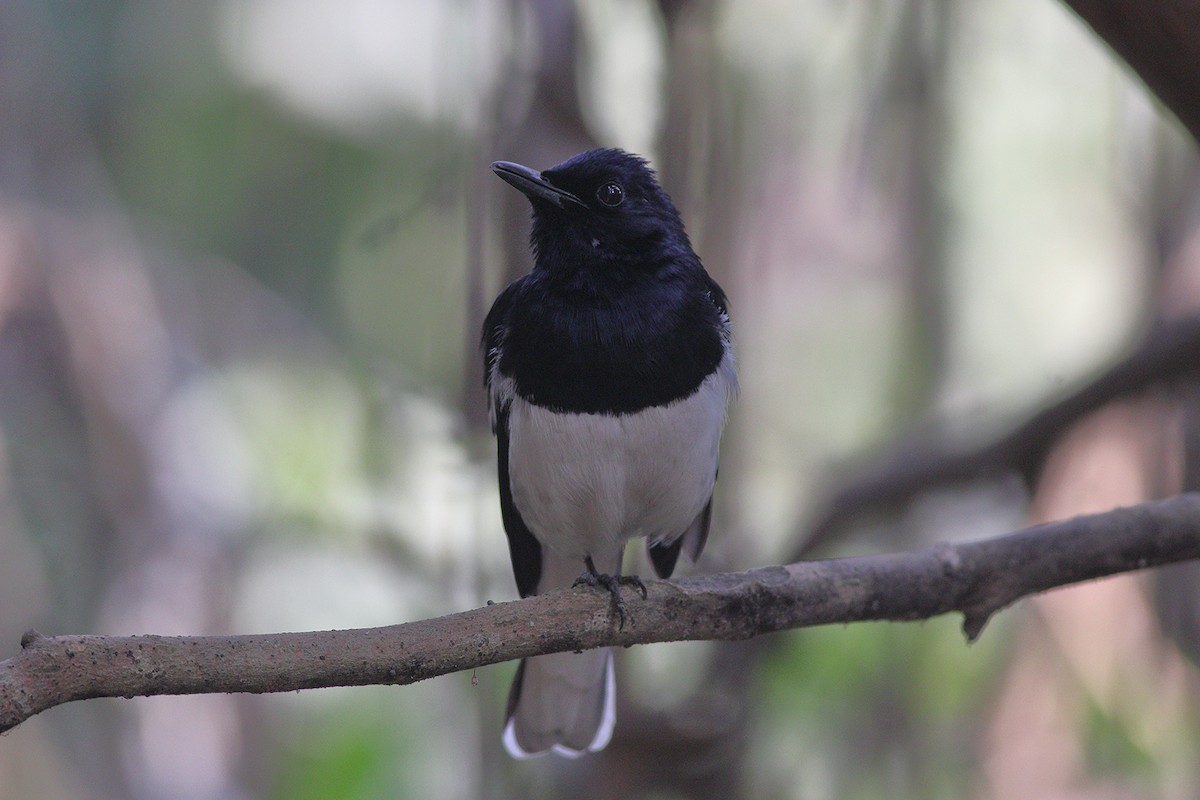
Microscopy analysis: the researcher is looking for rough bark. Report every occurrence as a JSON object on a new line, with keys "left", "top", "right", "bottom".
{"left": 3, "top": 494, "right": 1199, "bottom": 734}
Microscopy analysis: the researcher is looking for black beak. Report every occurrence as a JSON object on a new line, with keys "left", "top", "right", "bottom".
{"left": 491, "top": 161, "right": 586, "bottom": 209}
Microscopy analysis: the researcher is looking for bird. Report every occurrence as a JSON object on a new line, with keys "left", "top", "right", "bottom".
{"left": 483, "top": 148, "right": 735, "bottom": 758}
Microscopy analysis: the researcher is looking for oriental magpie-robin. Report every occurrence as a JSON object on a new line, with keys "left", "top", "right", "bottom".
{"left": 483, "top": 148, "right": 735, "bottom": 758}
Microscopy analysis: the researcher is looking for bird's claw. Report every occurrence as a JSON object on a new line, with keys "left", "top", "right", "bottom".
{"left": 574, "top": 556, "right": 647, "bottom": 630}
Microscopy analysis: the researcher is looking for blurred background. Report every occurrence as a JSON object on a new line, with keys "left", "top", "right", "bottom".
{"left": 2, "top": 0, "right": 1199, "bottom": 798}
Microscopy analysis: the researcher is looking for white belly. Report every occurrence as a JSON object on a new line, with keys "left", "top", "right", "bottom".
{"left": 506, "top": 358, "right": 734, "bottom": 560}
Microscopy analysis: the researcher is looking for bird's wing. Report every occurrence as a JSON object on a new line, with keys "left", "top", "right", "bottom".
{"left": 647, "top": 496, "right": 712, "bottom": 579}
{"left": 703, "top": 271, "right": 730, "bottom": 320}
{"left": 483, "top": 280, "right": 543, "bottom": 598}
{"left": 494, "top": 406, "right": 543, "bottom": 597}
{"left": 482, "top": 280, "right": 519, "bottom": 433}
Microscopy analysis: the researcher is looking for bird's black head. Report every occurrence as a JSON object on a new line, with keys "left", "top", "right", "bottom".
{"left": 492, "top": 149, "right": 693, "bottom": 276}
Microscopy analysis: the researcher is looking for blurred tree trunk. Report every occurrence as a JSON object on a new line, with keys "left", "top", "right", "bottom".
{"left": 494, "top": 0, "right": 599, "bottom": 283}
{"left": 464, "top": 0, "right": 600, "bottom": 434}
{"left": 879, "top": 0, "right": 952, "bottom": 417}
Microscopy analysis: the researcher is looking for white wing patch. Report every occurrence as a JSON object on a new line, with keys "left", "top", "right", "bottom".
{"left": 487, "top": 346, "right": 517, "bottom": 431}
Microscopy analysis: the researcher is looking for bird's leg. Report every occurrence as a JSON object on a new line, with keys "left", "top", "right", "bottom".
{"left": 573, "top": 555, "right": 648, "bottom": 630}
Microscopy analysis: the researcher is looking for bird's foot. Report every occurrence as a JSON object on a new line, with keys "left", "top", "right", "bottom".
{"left": 573, "top": 555, "right": 647, "bottom": 630}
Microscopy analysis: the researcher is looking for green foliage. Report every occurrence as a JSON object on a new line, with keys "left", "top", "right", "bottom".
{"left": 762, "top": 614, "right": 1010, "bottom": 721}
{"left": 753, "top": 614, "right": 1014, "bottom": 799}
{"left": 272, "top": 723, "right": 392, "bottom": 800}
{"left": 1081, "top": 700, "right": 1156, "bottom": 780}
{"left": 270, "top": 709, "right": 404, "bottom": 800}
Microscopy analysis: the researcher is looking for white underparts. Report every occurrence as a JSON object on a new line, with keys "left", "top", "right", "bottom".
{"left": 504, "top": 353, "right": 735, "bottom": 560}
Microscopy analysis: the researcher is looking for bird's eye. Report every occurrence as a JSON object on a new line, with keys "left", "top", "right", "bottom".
{"left": 596, "top": 182, "right": 625, "bottom": 207}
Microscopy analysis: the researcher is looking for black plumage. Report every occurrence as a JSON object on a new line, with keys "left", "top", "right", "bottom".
{"left": 484, "top": 148, "right": 735, "bottom": 758}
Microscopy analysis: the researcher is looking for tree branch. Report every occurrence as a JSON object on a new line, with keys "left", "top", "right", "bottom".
{"left": 1061, "top": 0, "right": 1200, "bottom": 146}
{"left": 3, "top": 494, "right": 1199, "bottom": 734}
{"left": 801, "top": 314, "right": 1200, "bottom": 553}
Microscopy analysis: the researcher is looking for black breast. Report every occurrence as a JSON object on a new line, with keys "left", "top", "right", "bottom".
{"left": 499, "top": 275, "right": 725, "bottom": 415}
